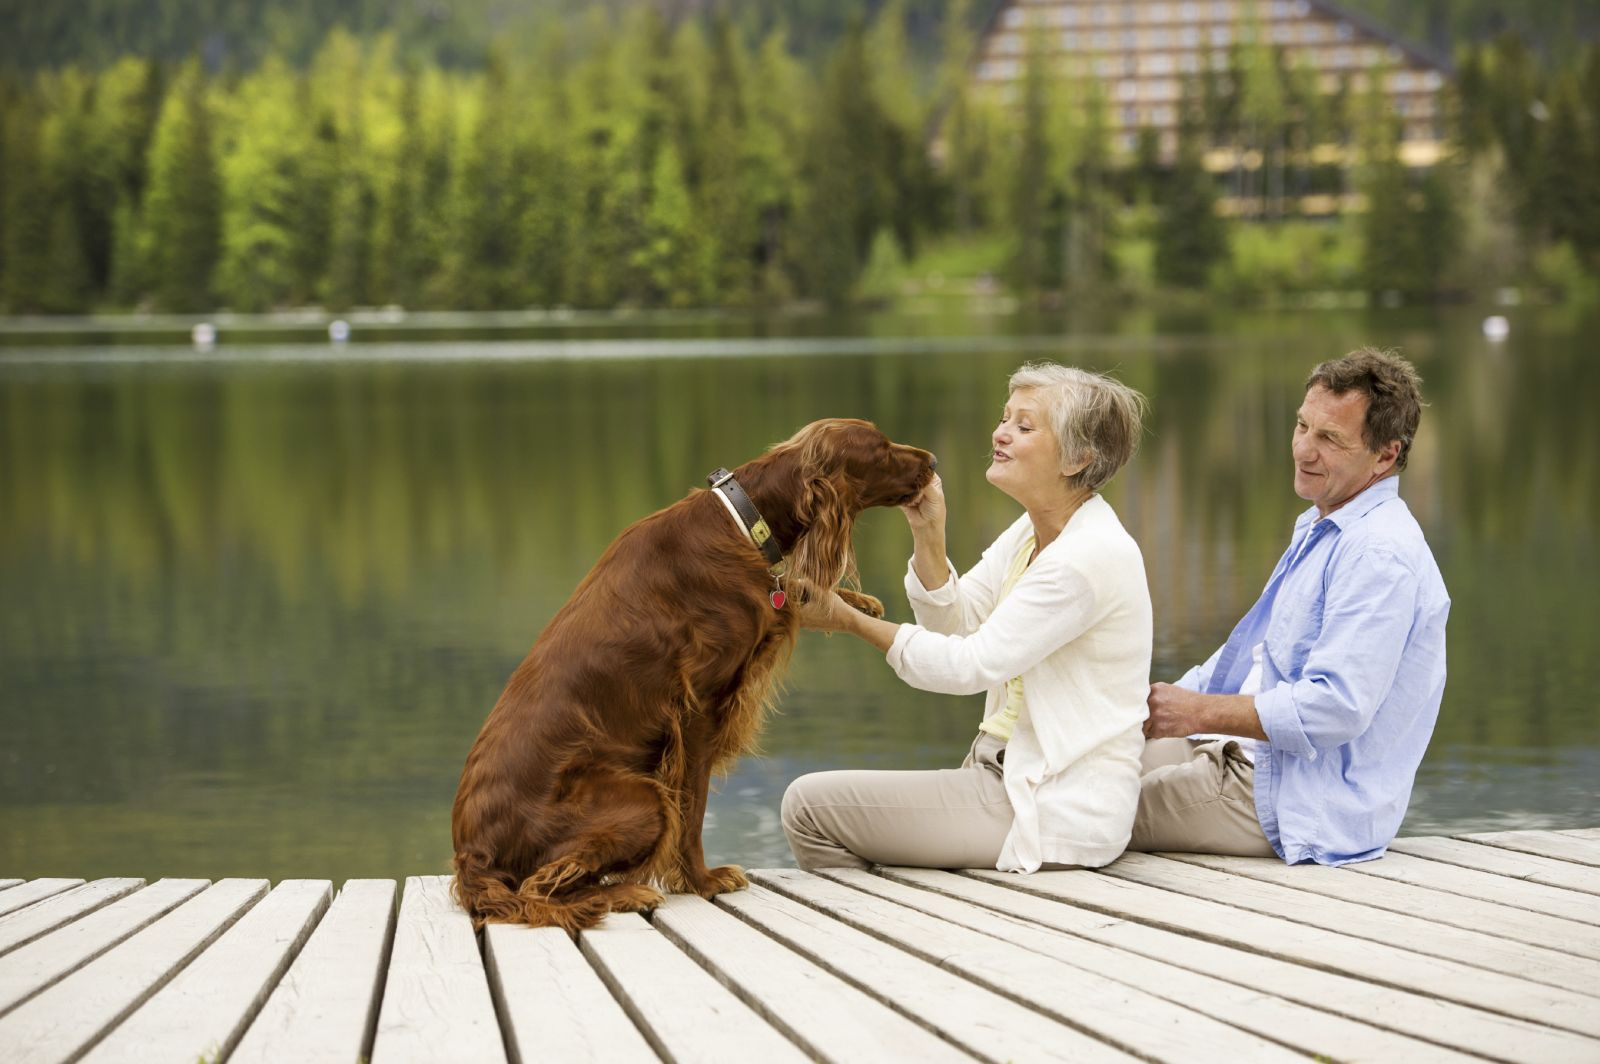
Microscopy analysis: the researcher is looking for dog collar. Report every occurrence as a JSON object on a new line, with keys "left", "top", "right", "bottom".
{"left": 707, "top": 468, "right": 787, "bottom": 577}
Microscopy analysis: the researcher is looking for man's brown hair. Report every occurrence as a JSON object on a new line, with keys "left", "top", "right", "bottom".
{"left": 1306, "top": 347, "right": 1425, "bottom": 471}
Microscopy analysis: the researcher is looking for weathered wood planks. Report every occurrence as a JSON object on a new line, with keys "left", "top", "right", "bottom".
{"left": 229, "top": 878, "right": 396, "bottom": 1064}
{"left": 0, "top": 825, "right": 1595, "bottom": 1064}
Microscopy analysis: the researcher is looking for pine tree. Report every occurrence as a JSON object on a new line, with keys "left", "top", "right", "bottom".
{"left": 1155, "top": 83, "right": 1228, "bottom": 289}
{"left": 144, "top": 58, "right": 221, "bottom": 311}
{"left": 1, "top": 99, "right": 51, "bottom": 311}
{"left": 1005, "top": 32, "right": 1052, "bottom": 296}
{"left": 215, "top": 56, "right": 303, "bottom": 310}
{"left": 86, "top": 57, "right": 163, "bottom": 304}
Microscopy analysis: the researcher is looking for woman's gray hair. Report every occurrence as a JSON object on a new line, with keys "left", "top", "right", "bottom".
{"left": 1007, "top": 362, "right": 1147, "bottom": 492}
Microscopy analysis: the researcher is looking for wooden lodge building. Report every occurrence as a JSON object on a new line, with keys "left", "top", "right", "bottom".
{"left": 968, "top": 0, "right": 1452, "bottom": 215}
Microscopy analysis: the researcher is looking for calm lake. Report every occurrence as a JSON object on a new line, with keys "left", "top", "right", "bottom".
{"left": 3, "top": 304, "right": 1597, "bottom": 882}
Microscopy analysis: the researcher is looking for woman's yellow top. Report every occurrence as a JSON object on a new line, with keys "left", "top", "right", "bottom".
{"left": 977, "top": 532, "right": 1035, "bottom": 742}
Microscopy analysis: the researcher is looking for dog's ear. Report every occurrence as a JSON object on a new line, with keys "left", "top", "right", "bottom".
{"left": 791, "top": 470, "right": 856, "bottom": 595}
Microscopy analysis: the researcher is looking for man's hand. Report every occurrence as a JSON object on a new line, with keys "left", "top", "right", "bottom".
{"left": 1144, "top": 683, "right": 1268, "bottom": 741}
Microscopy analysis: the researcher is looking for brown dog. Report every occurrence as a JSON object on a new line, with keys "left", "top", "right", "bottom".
{"left": 451, "top": 418, "right": 937, "bottom": 931}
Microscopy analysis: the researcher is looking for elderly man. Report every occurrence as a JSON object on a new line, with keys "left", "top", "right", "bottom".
{"left": 1133, "top": 348, "right": 1449, "bottom": 864}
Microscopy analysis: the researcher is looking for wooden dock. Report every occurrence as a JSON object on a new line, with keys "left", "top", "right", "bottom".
{"left": 2, "top": 827, "right": 1597, "bottom": 1063}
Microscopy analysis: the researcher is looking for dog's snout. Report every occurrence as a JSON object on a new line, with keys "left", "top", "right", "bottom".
{"left": 928, "top": 453, "right": 938, "bottom": 471}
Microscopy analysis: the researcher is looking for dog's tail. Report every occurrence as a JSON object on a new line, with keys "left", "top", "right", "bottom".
{"left": 451, "top": 851, "right": 662, "bottom": 934}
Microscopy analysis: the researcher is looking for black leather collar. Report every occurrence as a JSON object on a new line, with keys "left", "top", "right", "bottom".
{"left": 707, "top": 468, "right": 786, "bottom": 573}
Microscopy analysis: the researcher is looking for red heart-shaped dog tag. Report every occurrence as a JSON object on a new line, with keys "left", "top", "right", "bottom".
{"left": 770, "top": 590, "right": 787, "bottom": 609}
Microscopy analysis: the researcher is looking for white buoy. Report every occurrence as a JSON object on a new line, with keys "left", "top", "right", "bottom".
{"left": 191, "top": 322, "right": 216, "bottom": 348}
{"left": 1482, "top": 315, "right": 1510, "bottom": 342}
{"left": 329, "top": 319, "right": 351, "bottom": 343}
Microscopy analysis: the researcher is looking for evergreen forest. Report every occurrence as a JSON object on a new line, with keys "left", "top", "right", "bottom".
{"left": 1, "top": 0, "right": 1598, "bottom": 315}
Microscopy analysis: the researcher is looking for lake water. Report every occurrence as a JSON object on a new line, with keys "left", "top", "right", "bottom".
{"left": 3, "top": 305, "right": 1597, "bottom": 882}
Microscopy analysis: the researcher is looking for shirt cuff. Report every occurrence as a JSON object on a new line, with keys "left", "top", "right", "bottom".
{"left": 885, "top": 623, "right": 919, "bottom": 672}
{"left": 1254, "top": 685, "right": 1319, "bottom": 761}
{"left": 904, "top": 556, "right": 959, "bottom": 604}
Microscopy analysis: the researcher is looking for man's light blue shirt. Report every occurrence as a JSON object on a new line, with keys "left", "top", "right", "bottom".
{"left": 1178, "top": 476, "right": 1449, "bottom": 865}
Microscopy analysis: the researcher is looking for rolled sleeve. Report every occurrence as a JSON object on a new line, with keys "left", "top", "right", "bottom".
{"left": 886, "top": 561, "right": 1100, "bottom": 696}
{"left": 1256, "top": 548, "right": 1420, "bottom": 759}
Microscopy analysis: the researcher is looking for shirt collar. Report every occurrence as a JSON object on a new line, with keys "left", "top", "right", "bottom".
{"left": 1298, "top": 474, "right": 1401, "bottom": 531}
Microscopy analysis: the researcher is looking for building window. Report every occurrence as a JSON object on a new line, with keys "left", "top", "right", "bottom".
{"left": 1179, "top": 52, "right": 1201, "bottom": 73}
{"left": 1002, "top": 8, "right": 1024, "bottom": 29}
{"left": 1181, "top": 26, "right": 1201, "bottom": 47}
{"left": 1122, "top": 105, "right": 1138, "bottom": 126}
{"left": 1180, "top": 2, "right": 1200, "bottom": 20}
{"left": 1211, "top": 26, "right": 1231, "bottom": 46}
{"left": 1336, "top": 22, "right": 1354, "bottom": 41}
{"left": 1145, "top": 53, "right": 1176, "bottom": 75}
{"left": 1118, "top": 79, "right": 1138, "bottom": 101}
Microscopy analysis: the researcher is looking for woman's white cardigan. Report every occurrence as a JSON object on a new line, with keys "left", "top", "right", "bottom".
{"left": 885, "top": 497, "right": 1153, "bottom": 871}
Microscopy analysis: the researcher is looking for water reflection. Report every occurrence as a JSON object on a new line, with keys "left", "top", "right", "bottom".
{"left": 2, "top": 307, "right": 1596, "bottom": 880}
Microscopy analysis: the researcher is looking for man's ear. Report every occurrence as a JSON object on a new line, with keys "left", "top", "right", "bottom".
{"left": 1375, "top": 438, "right": 1402, "bottom": 472}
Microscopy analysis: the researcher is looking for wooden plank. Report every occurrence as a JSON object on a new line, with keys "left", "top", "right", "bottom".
{"left": 0, "top": 881, "right": 83, "bottom": 920}
{"left": 1100, "top": 853, "right": 1600, "bottom": 994}
{"left": 231, "top": 879, "right": 397, "bottom": 1064}
{"left": 964, "top": 865, "right": 1600, "bottom": 1039}
{"left": 371, "top": 875, "right": 504, "bottom": 1064}
{"left": 0, "top": 878, "right": 207, "bottom": 1018}
{"left": 729, "top": 878, "right": 1133, "bottom": 1063}
{"left": 579, "top": 911, "right": 810, "bottom": 1064}
{"left": 81, "top": 879, "right": 332, "bottom": 1064}
{"left": 888, "top": 867, "right": 1600, "bottom": 1064}
{"left": 760, "top": 867, "right": 1299, "bottom": 1062}
{"left": 0, "top": 880, "right": 22, "bottom": 892}
{"left": 1559, "top": 828, "right": 1600, "bottom": 841}
{"left": 1456, "top": 830, "right": 1600, "bottom": 868}
{"left": 0, "top": 878, "right": 267, "bottom": 1064}
{"left": 846, "top": 868, "right": 1479, "bottom": 1063}
{"left": 1339, "top": 850, "right": 1600, "bottom": 925}
{"left": 1157, "top": 852, "right": 1600, "bottom": 957}
{"left": 1391, "top": 836, "right": 1600, "bottom": 896}
{"left": 484, "top": 920, "right": 658, "bottom": 1064}
{"left": 0, "top": 880, "right": 144, "bottom": 958}
{"left": 651, "top": 892, "right": 971, "bottom": 1064}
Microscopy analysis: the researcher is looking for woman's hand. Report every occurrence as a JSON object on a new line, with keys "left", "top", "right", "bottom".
{"left": 900, "top": 473, "right": 946, "bottom": 535}
{"left": 796, "top": 587, "right": 899, "bottom": 652}
{"left": 902, "top": 474, "right": 950, "bottom": 591}
{"left": 795, "top": 589, "right": 854, "bottom": 633}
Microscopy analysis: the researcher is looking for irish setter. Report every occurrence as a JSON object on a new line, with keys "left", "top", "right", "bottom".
{"left": 451, "top": 418, "right": 937, "bottom": 931}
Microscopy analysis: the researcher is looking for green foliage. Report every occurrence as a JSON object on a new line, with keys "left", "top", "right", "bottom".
{"left": 1210, "top": 221, "right": 1362, "bottom": 299}
{"left": 1155, "top": 85, "right": 1228, "bottom": 289}
{"left": 2, "top": 11, "right": 1599, "bottom": 313}
{"left": 143, "top": 59, "right": 221, "bottom": 311}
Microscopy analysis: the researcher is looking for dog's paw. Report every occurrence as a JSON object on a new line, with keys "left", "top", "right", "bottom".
{"left": 837, "top": 588, "right": 885, "bottom": 618}
{"left": 693, "top": 864, "right": 749, "bottom": 898}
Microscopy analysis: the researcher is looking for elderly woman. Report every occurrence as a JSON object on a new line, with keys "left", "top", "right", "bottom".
{"left": 785, "top": 362, "right": 1152, "bottom": 872}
